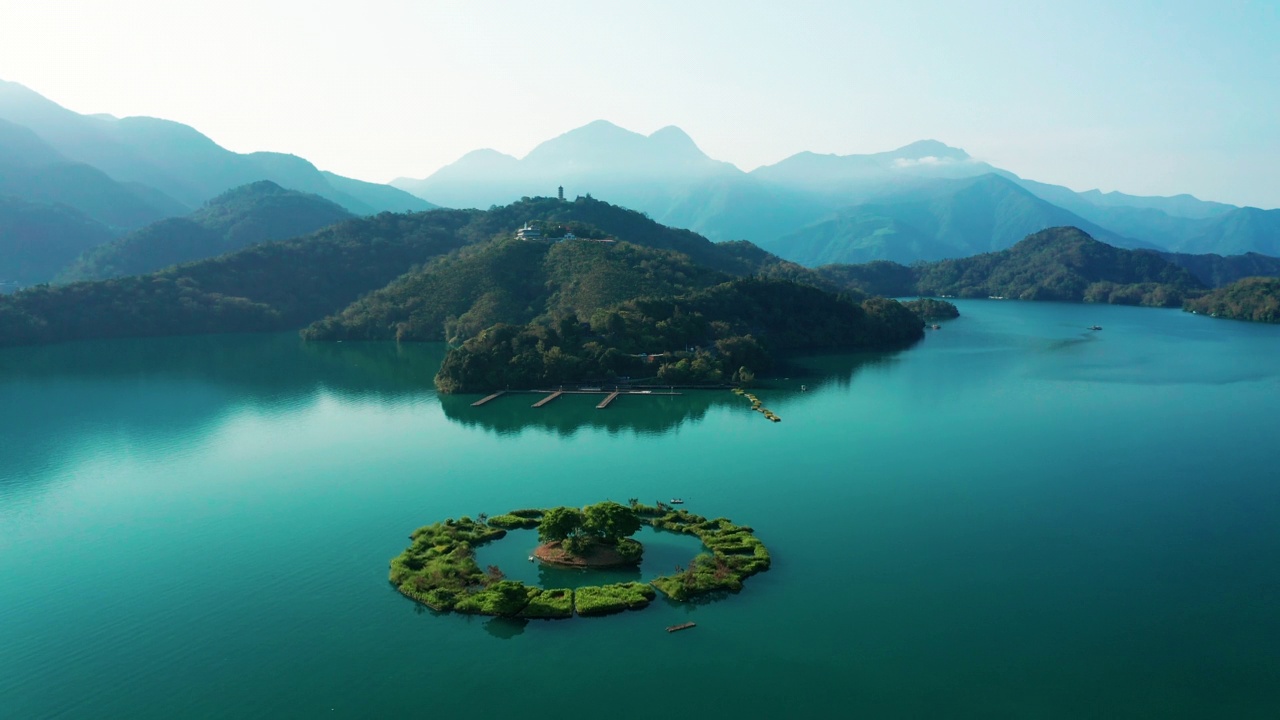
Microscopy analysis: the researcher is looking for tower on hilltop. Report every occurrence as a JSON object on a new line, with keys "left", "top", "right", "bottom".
{"left": 558, "top": 185, "right": 564, "bottom": 201}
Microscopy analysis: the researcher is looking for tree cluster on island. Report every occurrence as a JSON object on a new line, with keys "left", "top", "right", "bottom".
{"left": 901, "top": 297, "right": 960, "bottom": 321}
{"left": 535, "top": 501, "right": 644, "bottom": 563}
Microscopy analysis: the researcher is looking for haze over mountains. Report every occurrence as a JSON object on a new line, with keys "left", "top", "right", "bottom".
{"left": 394, "top": 120, "right": 1280, "bottom": 265}
{"left": 0, "top": 79, "right": 436, "bottom": 288}
{"left": 2, "top": 77, "right": 1278, "bottom": 297}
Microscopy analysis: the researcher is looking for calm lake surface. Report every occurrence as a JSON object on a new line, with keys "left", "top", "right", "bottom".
{"left": 2, "top": 300, "right": 1279, "bottom": 718}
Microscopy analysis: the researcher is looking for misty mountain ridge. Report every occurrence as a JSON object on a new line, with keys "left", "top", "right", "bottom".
{"left": 3, "top": 77, "right": 1276, "bottom": 265}
{"left": 0, "top": 79, "right": 436, "bottom": 219}
{"left": 58, "top": 180, "right": 355, "bottom": 282}
{"left": 763, "top": 173, "right": 1141, "bottom": 266}
{"left": 393, "top": 119, "right": 1277, "bottom": 262}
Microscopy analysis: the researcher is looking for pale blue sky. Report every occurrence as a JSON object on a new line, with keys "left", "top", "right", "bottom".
{"left": 1, "top": 0, "right": 1276, "bottom": 207}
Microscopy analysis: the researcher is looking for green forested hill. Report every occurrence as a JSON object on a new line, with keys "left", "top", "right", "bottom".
{"left": 912, "top": 227, "right": 1204, "bottom": 305}
{"left": 300, "top": 237, "right": 733, "bottom": 343}
{"left": 0, "top": 210, "right": 480, "bottom": 347}
{"left": 460, "top": 195, "right": 815, "bottom": 279}
{"left": 1154, "top": 250, "right": 1280, "bottom": 289}
{"left": 59, "top": 181, "right": 354, "bottom": 281}
{"left": 813, "top": 227, "right": 1207, "bottom": 307}
{"left": 815, "top": 260, "right": 919, "bottom": 298}
{"left": 0, "top": 197, "right": 117, "bottom": 288}
{"left": 1183, "top": 277, "right": 1280, "bottom": 323}
{"left": 0, "top": 197, "right": 846, "bottom": 349}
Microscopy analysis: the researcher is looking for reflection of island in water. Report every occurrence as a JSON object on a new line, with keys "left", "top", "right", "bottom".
{"left": 0, "top": 333, "right": 903, "bottom": 489}
{"left": 0, "top": 335, "right": 447, "bottom": 489}
{"left": 437, "top": 350, "right": 903, "bottom": 437}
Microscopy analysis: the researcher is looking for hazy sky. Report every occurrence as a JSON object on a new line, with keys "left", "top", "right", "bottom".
{"left": 2, "top": 0, "right": 1277, "bottom": 208}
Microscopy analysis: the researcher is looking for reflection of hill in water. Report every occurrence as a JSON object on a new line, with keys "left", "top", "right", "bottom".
{"left": 0, "top": 334, "right": 902, "bottom": 490}
{"left": 0, "top": 335, "right": 446, "bottom": 489}
{"left": 438, "top": 350, "right": 901, "bottom": 437}
{"left": 0, "top": 334, "right": 446, "bottom": 401}
{"left": 439, "top": 391, "right": 732, "bottom": 437}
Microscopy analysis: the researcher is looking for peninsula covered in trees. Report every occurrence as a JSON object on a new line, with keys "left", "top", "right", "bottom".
{"left": 1183, "top": 277, "right": 1280, "bottom": 323}
{"left": 816, "top": 227, "right": 1210, "bottom": 306}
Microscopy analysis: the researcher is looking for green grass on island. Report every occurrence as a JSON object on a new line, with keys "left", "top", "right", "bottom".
{"left": 388, "top": 500, "right": 771, "bottom": 620}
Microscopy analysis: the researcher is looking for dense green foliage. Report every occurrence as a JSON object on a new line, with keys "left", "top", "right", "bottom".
{"left": 646, "top": 508, "right": 772, "bottom": 601}
{"left": 0, "top": 210, "right": 478, "bottom": 347}
{"left": 911, "top": 227, "right": 1205, "bottom": 305}
{"left": 58, "top": 181, "right": 354, "bottom": 282}
{"left": 815, "top": 260, "right": 918, "bottom": 297}
{"left": 536, "top": 501, "right": 641, "bottom": 556}
{"left": 0, "top": 196, "right": 841, "bottom": 350}
{"left": 1183, "top": 277, "right": 1280, "bottom": 323}
{"left": 433, "top": 277, "right": 923, "bottom": 393}
{"left": 537, "top": 506, "right": 585, "bottom": 545}
{"left": 388, "top": 517, "right": 507, "bottom": 611}
{"left": 301, "top": 235, "right": 728, "bottom": 344}
{"left": 901, "top": 298, "right": 960, "bottom": 320}
{"left": 518, "top": 588, "right": 574, "bottom": 619}
{"left": 1154, "top": 251, "right": 1280, "bottom": 288}
{"left": 573, "top": 583, "right": 656, "bottom": 616}
{"left": 486, "top": 513, "right": 541, "bottom": 530}
{"left": 0, "top": 197, "right": 116, "bottom": 287}
{"left": 813, "top": 227, "right": 1209, "bottom": 308}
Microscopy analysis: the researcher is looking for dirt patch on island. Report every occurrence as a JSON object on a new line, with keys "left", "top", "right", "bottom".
{"left": 534, "top": 540, "right": 637, "bottom": 568}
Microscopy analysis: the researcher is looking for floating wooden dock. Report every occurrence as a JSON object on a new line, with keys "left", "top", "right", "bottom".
{"left": 666, "top": 622, "right": 696, "bottom": 633}
{"left": 531, "top": 390, "right": 564, "bottom": 408}
{"left": 596, "top": 391, "right": 620, "bottom": 409}
{"left": 470, "top": 391, "right": 505, "bottom": 407}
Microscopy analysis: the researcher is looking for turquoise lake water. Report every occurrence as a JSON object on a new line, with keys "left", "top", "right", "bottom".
{"left": 2, "top": 300, "right": 1279, "bottom": 718}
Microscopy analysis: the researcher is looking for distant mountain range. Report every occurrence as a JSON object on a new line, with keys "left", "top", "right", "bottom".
{"left": 0, "top": 79, "right": 436, "bottom": 290}
{"left": 59, "top": 181, "right": 355, "bottom": 282}
{"left": 4, "top": 78, "right": 1278, "bottom": 289}
{"left": 0, "top": 80, "right": 434, "bottom": 220}
{"left": 393, "top": 120, "right": 1279, "bottom": 263}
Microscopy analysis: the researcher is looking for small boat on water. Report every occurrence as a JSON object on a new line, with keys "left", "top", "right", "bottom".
{"left": 1089, "top": 325, "right": 1102, "bottom": 331}
{"left": 669, "top": 498, "right": 684, "bottom": 505}
{"left": 800, "top": 384, "right": 808, "bottom": 392}
{"left": 666, "top": 622, "right": 696, "bottom": 633}
{"left": 932, "top": 324, "right": 941, "bottom": 330}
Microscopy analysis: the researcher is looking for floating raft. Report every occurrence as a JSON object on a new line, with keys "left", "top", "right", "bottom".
{"left": 666, "top": 622, "right": 696, "bottom": 633}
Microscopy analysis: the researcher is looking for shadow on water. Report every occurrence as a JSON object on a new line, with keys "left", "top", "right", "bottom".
{"left": 482, "top": 617, "right": 528, "bottom": 640}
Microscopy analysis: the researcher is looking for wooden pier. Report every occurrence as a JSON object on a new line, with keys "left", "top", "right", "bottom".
{"left": 531, "top": 390, "right": 564, "bottom": 408}
{"left": 596, "top": 391, "right": 620, "bottom": 409}
{"left": 665, "top": 622, "right": 696, "bottom": 633}
{"left": 470, "top": 391, "right": 505, "bottom": 407}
